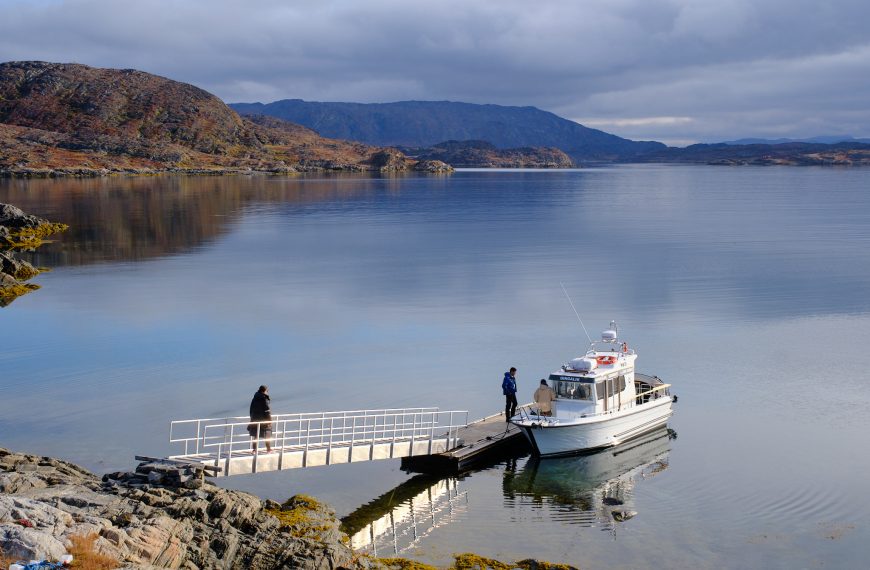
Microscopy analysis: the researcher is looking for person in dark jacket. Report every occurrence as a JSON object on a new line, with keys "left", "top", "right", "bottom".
{"left": 248, "top": 385, "right": 273, "bottom": 452}
{"left": 502, "top": 367, "right": 518, "bottom": 421}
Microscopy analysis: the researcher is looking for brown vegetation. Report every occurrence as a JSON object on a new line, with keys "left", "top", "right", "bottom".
{"left": 0, "top": 61, "right": 448, "bottom": 175}
{"left": 67, "top": 533, "right": 121, "bottom": 570}
{"left": 0, "top": 546, "right": 18, "bottom": 569}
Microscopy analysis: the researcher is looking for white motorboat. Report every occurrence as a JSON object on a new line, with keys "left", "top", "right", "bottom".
{"left": 512, "top": 322, "right": 676, "bottom": 456}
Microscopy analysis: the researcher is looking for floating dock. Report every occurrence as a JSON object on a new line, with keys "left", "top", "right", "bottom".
{"left": 401, "top": 411, "right": 529, "bottom": 474}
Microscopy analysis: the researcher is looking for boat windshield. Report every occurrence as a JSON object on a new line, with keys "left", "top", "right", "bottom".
{"left": 553, "top": 380, "right": 593, "bottom": 401}
{"left": 589, "top": 340, "right": 621, "bottom": 353}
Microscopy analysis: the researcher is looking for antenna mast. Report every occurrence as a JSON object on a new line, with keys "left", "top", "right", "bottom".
{"left": 560, "top": 282, "right": 593, "bottom": 344}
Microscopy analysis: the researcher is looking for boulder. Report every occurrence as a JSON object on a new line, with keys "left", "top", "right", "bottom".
{"left": 413, "top": 159, "right": 453, "bottom": 173}
{"left": 0, "top": 203, "right": 47, "bottom": 230}
{"left": 0, "top": 524, "right": 68, "bottom": 561}
{"left": 0, "top": 250, "right": 40, "bottom": 281}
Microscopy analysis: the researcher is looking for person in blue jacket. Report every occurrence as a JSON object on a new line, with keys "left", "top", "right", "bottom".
{"left": 502, "top": 367, "right": 518, "bottom": 421}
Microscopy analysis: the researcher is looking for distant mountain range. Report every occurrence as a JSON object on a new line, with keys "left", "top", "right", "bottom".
{"left": 721, "top": 136, "right": 870, "bottom": 145}
{"left": 637, "top": 141, "right": 870, "bottom": 166}
{"left": 229, "top": 99, "right": 665, "bottom": 163}
{"left": 230, "top": 99, "right": 870, "bottom": 166}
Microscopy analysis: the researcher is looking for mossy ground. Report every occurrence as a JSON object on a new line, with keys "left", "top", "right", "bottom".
{"left": 379, "top": 558, "right": 439, "bottom": 570}
{"left": 378, "top": 553, "right": 578, "bottom": 570}
{"left": 0, "top": 282, "right": 39, "bottom": 306}
{"left": 4, "top": 222, "right": 69, "bottom": 249}
{"left": 266, "top": 494, "right": 332, "bottom": 540}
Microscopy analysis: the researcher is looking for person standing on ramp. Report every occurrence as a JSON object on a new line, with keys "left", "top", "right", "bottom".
{"left": 503, "top": 367, "right": 518, "bottom": 421}
{"left": 248, "top": 385, "right": 273, "bottom": 453}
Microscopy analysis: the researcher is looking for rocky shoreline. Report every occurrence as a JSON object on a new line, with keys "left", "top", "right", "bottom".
{"left": 0, "top": 203, "right": 68, "bottom": 307}
{"left": 1, "top": 449, "right": 578, "bottom": 570}
{"left": 0, "top": 448, "right": 376, "bottom": 569}
{"left": 0, "top": 161, "right": 453, "bottom": 179}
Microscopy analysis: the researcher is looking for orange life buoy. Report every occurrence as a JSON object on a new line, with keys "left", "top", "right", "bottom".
{"left": 596, "top": 355, "right": 617, "bottom": 365}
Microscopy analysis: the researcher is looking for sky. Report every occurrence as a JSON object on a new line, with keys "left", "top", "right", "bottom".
{"left": 1, "top": 0, "right": 869, "bottom": 145}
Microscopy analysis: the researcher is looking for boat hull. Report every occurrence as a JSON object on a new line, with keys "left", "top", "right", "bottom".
{"left": 515, "top": 398, "right": 673, "bottom": 457}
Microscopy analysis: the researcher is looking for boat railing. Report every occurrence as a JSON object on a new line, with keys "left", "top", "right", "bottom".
{"left": 169, "top": 407, "right": 469, "bottom": 459}
{"left": 515, "top": 402, "right": 539, "bottom": 421}
{"left": 634, "top": 383, "right": 671, "bottom": 405}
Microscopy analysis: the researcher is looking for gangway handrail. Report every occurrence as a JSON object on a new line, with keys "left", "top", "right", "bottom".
{"left": 170, "top": 407, "right": 441, "bottom": 426}
{"left": 169, "top": 407, "right": 469, "bottom": 461}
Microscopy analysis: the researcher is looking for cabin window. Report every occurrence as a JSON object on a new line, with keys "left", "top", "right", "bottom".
{"left": 554, "top": 381, "right": 593, "bottom": 401}
{"left": 596, "top": 375, "right": 627, "bottom": 400}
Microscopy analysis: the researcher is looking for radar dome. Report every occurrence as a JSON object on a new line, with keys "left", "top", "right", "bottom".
{"left": 602, "top": 330, "right": 617, "bottom": 342}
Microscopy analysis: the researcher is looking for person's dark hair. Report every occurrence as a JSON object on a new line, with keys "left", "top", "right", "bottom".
{"left": 510, "top": 367, "right": 517, "bottom": 373}
{"left": 258, "top": 385, "right": 268, "bottom": 393}
{"left": 540, "top": 379, "right": 547, "bottom": 385}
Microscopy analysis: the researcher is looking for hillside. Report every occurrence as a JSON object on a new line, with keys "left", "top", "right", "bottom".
{"left": 404, "top": 140, "right": 574, "bottom": 168}
{"left": 0, "top": 61, "right": 447, "bottom": 175}
{"left": 230, "top": 99, "right": 665, "bottom": 163}
{"left": 636, "top": 141, "right": 870, "bottom": 166}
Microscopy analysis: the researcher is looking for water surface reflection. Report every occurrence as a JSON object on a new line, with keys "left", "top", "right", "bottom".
{"left": 503, "top": 428, "right": 673, "bottom": 530}
{"left": 342, "top": 428, "right": 673, "bottom": 557}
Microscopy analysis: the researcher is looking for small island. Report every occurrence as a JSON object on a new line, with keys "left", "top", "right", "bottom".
{"left": 403, "top": 140, "right": 574, "bottom": 169}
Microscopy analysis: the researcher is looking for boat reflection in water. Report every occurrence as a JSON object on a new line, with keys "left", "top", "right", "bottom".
{"left": 503, "top": 427, "right": 675, "bottom": 530}
{"left": 341, "top": 428, "right": 674, "bottom": 556}
{"left": 341, "top": 474, "right": 468, "bottom": 557}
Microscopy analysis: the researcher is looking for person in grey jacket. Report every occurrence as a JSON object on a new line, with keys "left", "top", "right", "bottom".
{"left": 247, "top": 385, "right": 273, "bottom": 452}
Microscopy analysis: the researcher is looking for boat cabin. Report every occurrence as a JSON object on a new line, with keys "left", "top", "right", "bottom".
{"left": 539, "top": 325, "right": 657, "bottom": 419}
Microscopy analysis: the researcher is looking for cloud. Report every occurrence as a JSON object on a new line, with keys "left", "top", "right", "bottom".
{"left": 1, "top": 0, "right": 870, "bottom": 142}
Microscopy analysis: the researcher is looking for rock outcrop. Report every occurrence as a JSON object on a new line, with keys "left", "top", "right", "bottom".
{"left": 0, "top": 449, "right": 378, "bottom": 569}
{"left": 0, "top": 203, "right": 67, "bottom": 307}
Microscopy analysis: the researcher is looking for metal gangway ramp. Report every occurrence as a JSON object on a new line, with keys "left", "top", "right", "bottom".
{"left": 168, "top": 408, "right": 469, "bottom": 476}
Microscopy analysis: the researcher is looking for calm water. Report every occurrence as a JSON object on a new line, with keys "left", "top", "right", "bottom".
{"left": 2, "top": 166, "right": 869, "bottom": 568}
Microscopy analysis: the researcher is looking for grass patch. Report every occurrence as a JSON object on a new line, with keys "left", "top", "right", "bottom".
{"left": 67, "top": 533, "right": 120, "bottom": 570}
{"left": 0, "top": 534, "right": 120, "bottom": 570}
